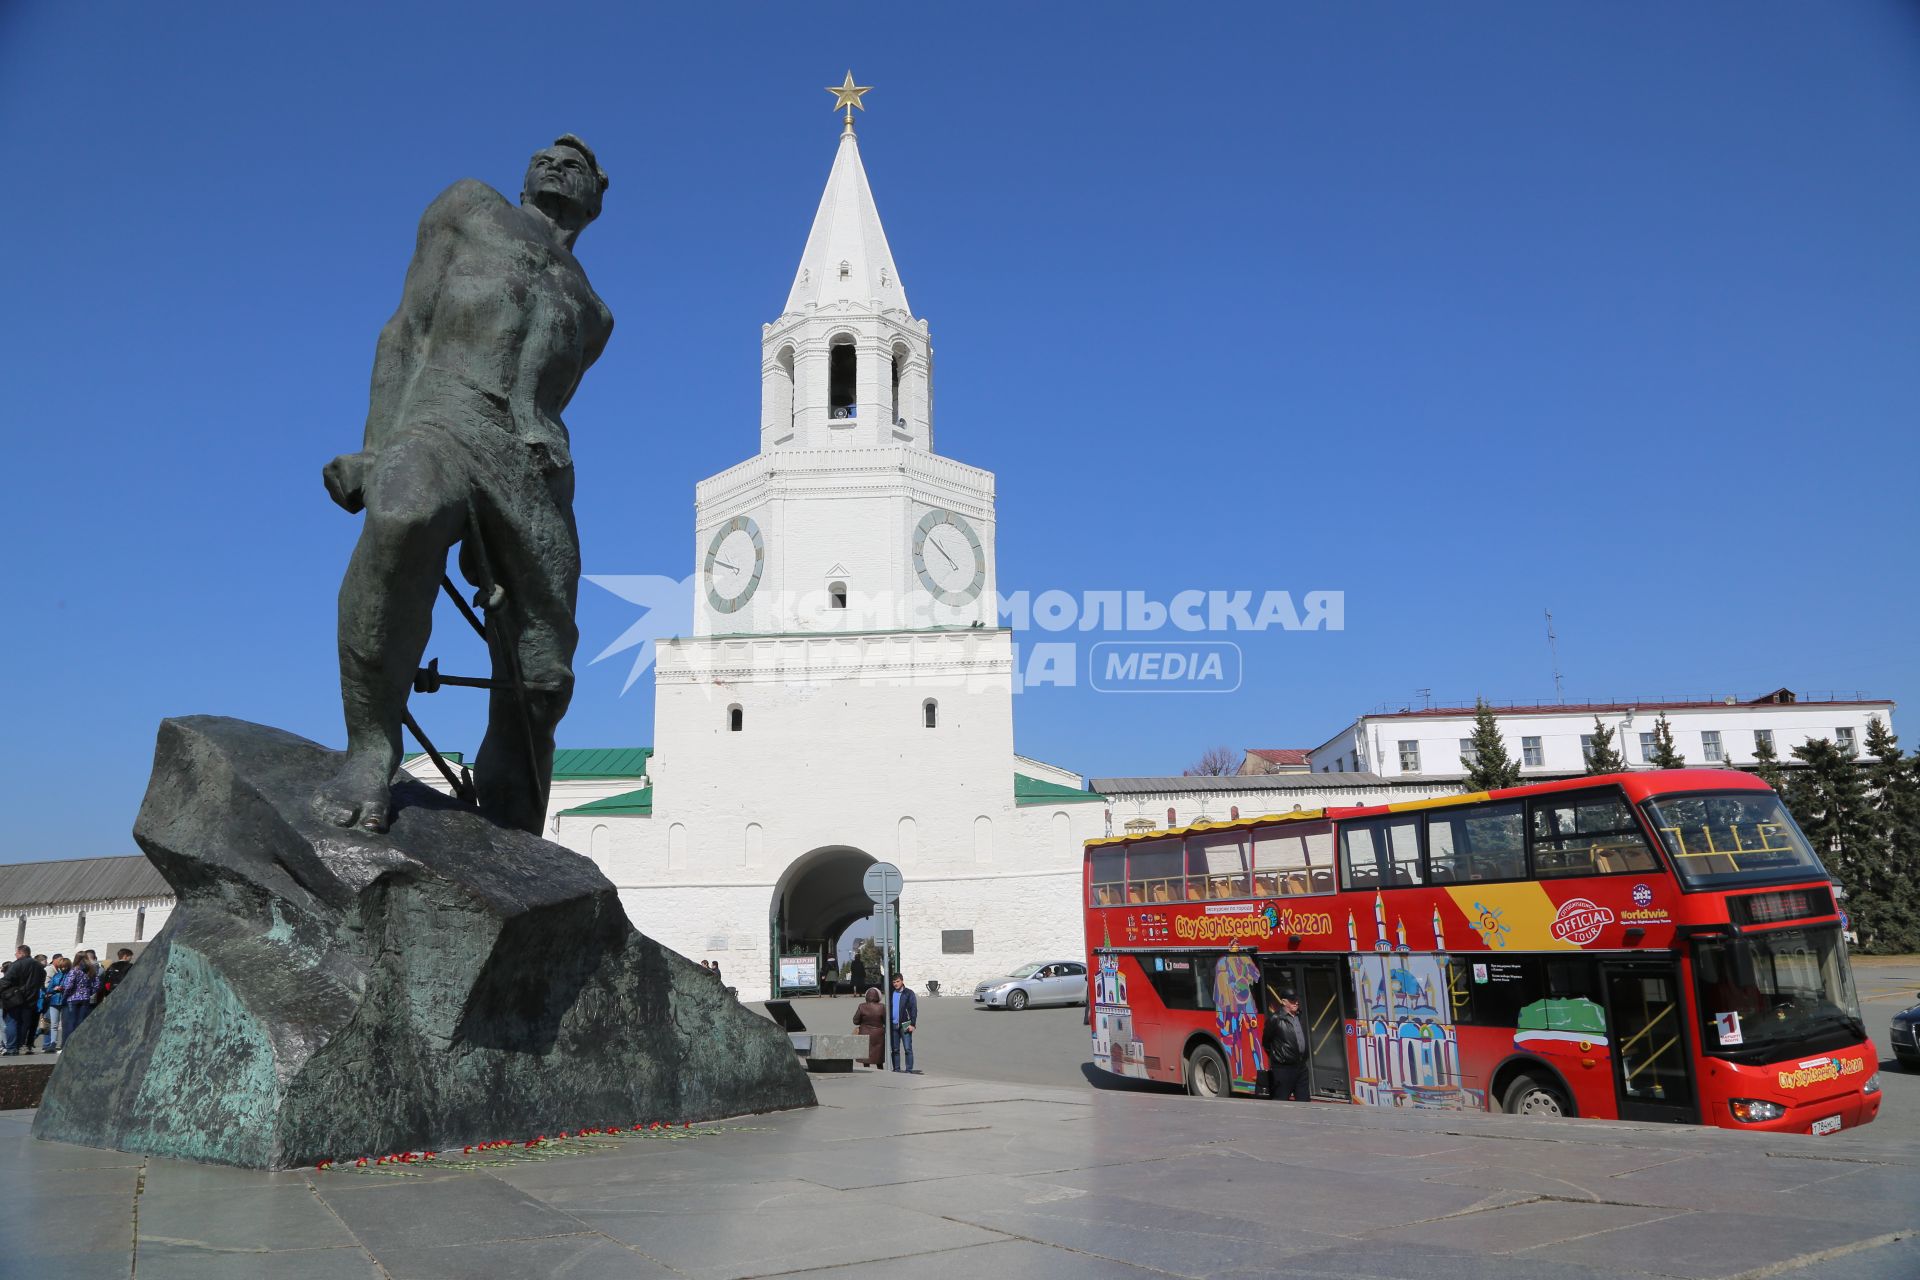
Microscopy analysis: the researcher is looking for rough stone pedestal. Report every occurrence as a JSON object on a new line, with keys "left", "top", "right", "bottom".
{"left": 33, "top": 716, "right": 814, "bottom": 1169}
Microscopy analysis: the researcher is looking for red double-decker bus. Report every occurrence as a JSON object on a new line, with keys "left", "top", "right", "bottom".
{"left": 1085, "top": 770, "right": 1881, "bottom": 1134}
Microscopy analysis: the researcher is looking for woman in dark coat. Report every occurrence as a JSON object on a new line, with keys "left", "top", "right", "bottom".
{"left": 853, "top": 986, "right": 888, "bottom": 1068}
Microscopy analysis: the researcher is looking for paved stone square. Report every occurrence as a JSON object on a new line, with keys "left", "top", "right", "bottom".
{"left": 4, "top": 1054, "right": 1917, "bottom": 1279}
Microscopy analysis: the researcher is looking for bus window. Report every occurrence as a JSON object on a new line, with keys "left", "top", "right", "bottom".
{"left": 1126, "top": 839, "right": 1183, "bottom": 904}
{"left": 1090, "top": 849, "right": 1126, "bottom": 906}
{"left": 1340, "top": 815, "right": 1422, "bottom": 890}
{"left": 1142, "top": 955, "right": 1206, "bottom": 1010}
{"left": 1253, "top": 821, "right": 1334, "bottom": 896}
{"left": 1187, "top": 831, "right": 1250, "bottom": 900}
{"left": 1529, "top": 790, "right": 1657, "bottom": 877}
{"left": 1427, "top": 802, "right": 1525, "bottom": 884}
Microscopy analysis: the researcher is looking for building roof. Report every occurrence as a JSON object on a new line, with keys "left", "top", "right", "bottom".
{"left": 1244, "top": 748, "right": 1311, "bottom": 766}
{"left": 0, "top": 856, "right": 169, "bottom": 910}
{"left": 550, "top": 748, "right": 652, "bottom": 780}
{"left": 1091, "top": 772, "right": 1399, "bottom": 794}
{"left": 1354, "top": 691, "right": 1890, "bottom": 721}
{"left": 1014, "top": 774, "right": 1106, "bottom": 806}
{"left": 402, "top": 750, "right": 464, "bottom": 765}
{"left": 558, "top": 786, "right": 654, "bottom": 818}
{"left": 782, "top": 125, "right": 910, "bottom": 317}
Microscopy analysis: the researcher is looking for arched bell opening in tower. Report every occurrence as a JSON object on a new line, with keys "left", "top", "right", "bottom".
{"left": 829, "top": 338, "right": 857, "bottom": 419}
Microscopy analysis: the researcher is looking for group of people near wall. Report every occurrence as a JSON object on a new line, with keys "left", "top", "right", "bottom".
{"left": 0, "top": 945, "right": 136, "bottom": 1055}
{"left": 852, "top": 973, "right": 921, "bottom": 1074}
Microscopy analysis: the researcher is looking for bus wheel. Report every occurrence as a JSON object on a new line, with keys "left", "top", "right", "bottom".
{"left": 1502, "top": 1073, "right": 1571, "bottom": 1118}
{"left": 1186, "top": 1044, "right": 1229, "bottom": 1098}
{"left": 1006, "top": 989, "right": 1029, "bottom": 1011}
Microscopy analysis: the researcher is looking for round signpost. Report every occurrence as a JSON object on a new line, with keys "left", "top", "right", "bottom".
{"left": 863, "top": 862, "right": 903, "bottom": 987}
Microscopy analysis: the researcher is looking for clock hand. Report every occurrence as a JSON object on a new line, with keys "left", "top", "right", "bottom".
{"left": 714, "top": 559, "right": 739, "bottom": 573}
{"left": 932, "top": 540, "right": 957, "bottom": 570}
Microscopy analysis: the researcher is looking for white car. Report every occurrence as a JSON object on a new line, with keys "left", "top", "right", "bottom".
{"left": 973, "top": 961, "right": 1088, "bottom": 1010}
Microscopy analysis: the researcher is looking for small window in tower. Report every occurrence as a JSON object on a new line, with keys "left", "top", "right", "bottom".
{"left": 891, "top": 342, "right": 908, "bottom": 427}
{"left": 75, "top": 911, "right": 86, "bottom": 945}
{"left": 135, "top": 908, "right": 146, "bottom": 941}
{"left": 829, "top": 581, "right": 847, "bottom": 610}
{"left": 829, "top": 340, "right": 856, "bottom": 420}
{"left": 923, "top": 699, "right": 938, "bottom": 729}
{"left": 728, "top": 705, "right": 743, "bottom": 733}
{"left": 838, "top": 259, "right": 850, "bottom": 281}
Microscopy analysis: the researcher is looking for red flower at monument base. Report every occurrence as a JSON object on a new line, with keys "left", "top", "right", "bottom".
{"left": 314, "top": 1118, "right": 708, "bottom": 1170}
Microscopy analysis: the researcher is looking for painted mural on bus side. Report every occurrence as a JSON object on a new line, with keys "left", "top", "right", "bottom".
{"left": 1091, "top": 948, "right": 1148, "bottom": 1078}
{"left": 1347, "top": 952, "right": 1484, "bottom": 1111}
{"left": 1212, "top": 952, "right": 1267, "bottom": 1095}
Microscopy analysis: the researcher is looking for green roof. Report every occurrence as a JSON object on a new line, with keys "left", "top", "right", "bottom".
{"left": 550, "top": 748, "right": 652, "bottom": 780}
{"left": 559, "top": 785, "right": 653, "bottom": 817}
{"left": 405, "top": 748, "right": 648, "bottom": 779}
{"left": 1014, "top": 773, "right": 1106, "bottom": 806}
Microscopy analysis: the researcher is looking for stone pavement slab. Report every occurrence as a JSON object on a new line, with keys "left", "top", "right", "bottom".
{"left": 1, "top": 1063, "right": 1915, "bottom": 1279}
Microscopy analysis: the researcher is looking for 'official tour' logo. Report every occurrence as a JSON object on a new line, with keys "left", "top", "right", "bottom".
{"left": 1549, "top": 897, "right": 1616, "bottom": 947}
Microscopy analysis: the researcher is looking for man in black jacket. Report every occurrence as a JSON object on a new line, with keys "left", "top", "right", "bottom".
{"left": 101, "top": 948, "right": 135, "bottom": 1000}
{"left": 1, "top": 946, "right": 46, "bottom": 1055}
{"left": 1262, "top": 989, "right": 1308, "bottom": 1101}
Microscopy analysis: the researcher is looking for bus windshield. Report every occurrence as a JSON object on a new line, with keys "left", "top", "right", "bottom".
{"left": 1693, "top": 924, "right": 1863, "bottom": 1061}
{"left": 1641, "top": 791, "right": 1826, "bottom": 889}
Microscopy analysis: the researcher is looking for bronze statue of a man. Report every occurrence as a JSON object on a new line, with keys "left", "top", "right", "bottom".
{"left": 316, "top": 136, "right": 613, "bottom": 835}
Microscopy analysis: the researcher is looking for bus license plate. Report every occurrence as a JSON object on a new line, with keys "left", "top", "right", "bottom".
{"left": 1811, "top": 1115, "right": 1842, "bottom": 1136}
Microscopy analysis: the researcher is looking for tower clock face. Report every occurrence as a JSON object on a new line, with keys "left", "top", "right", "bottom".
{"left": 913, "top": 508, "right": 985, "bottom": 605}
{"left": 704, "top": 516, "right": 765, "bottom": 614}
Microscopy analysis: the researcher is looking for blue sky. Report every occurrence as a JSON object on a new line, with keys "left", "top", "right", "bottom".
{"left": 3, "top": 3, "right": 1916, "bottom": 860}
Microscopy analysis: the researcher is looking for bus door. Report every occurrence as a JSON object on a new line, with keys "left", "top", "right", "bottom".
{"left": 1261, "top": 957, "right": 1351, "bottom": 1100}
{"left": 1601, "top": 962, "right": 1696, "bottom": 1124}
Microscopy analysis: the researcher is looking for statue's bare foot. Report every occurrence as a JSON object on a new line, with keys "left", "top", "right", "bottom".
{"left": 312, "top": 754, "right": 393, "bottom": 834}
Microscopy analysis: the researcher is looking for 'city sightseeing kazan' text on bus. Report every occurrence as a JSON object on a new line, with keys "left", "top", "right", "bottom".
{"left": 1085, "top": 770, "right": 1881, "bottom": 1134}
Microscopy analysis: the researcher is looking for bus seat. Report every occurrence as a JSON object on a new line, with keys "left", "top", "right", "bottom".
{"left": 1126, "top": 888, "right": 1143, "bottom": 904}
{"left": 1310, "top": 869, "right": 1334, "bottom": 892}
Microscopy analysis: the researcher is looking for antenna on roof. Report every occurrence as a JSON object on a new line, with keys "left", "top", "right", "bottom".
{"left": 1545, "top": 609, "right": 1564, "bottom": 703}
{"left": 1416, "top": 688, "right": 1432, "bottom": 710}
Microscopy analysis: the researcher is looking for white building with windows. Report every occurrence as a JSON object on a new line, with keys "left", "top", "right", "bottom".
{"left": 1308, "top": 689, "right": 1895, "bottom": 781}
{"left": 2, "top": 856, "right": 173, "bottom": 960}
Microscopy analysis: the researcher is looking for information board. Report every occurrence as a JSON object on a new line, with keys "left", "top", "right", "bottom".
{"left": 778, "top": 955, "right": 819, "bottom": 991}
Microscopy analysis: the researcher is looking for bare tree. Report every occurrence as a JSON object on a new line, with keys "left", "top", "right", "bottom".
{"left": 1184, "top": 745, "right": 1239, "bottom": 776}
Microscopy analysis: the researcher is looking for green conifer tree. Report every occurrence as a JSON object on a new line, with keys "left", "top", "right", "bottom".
{"left": 1752, "top": 732, "right": 1787, "bottom": 793}
{"left": 1582, "top": 715, "right": 1627, "bottom": 774}
{"left": 1646, "top": 713, "right": 1686, "bottom": 770}
{"left": 1461, "top": 699, "right": 1523, "bottom": 790}
{"left": 1860, "top": 717, "right": 1920, "bottom": 953}
{"left": 1786, "top": 737, "right": 1900, "bottom": 952}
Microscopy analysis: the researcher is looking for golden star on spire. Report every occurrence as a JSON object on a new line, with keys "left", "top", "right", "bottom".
{"left": 826, "top": 71, "right": 873, "bottom": 129}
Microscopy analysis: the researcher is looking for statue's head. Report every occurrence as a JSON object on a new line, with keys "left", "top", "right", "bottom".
{"left": 522, "top": 134, "right": 610, "bottom": 225}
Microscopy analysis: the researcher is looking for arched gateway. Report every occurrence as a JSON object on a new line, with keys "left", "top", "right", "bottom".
{"left": 770, "top": 845, "right": 895, "bottom": 994}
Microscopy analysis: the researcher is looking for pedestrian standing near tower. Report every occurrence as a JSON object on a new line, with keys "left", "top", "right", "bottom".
{"left": 889, "top": 973, "right": 920, "bottom": 1074}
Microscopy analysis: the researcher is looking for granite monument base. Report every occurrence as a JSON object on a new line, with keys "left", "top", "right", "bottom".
{"left": 33, "top": 716, "right": 813, "bottom": 1169}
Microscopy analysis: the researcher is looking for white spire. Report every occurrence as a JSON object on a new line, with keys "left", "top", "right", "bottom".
{"left": 782, "top": 128, "right": 911, "bottom": 318}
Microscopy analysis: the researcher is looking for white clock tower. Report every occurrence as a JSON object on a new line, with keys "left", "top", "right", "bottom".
{"left": 561, "top": 81, "right": 1107, "bottom": 1001}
